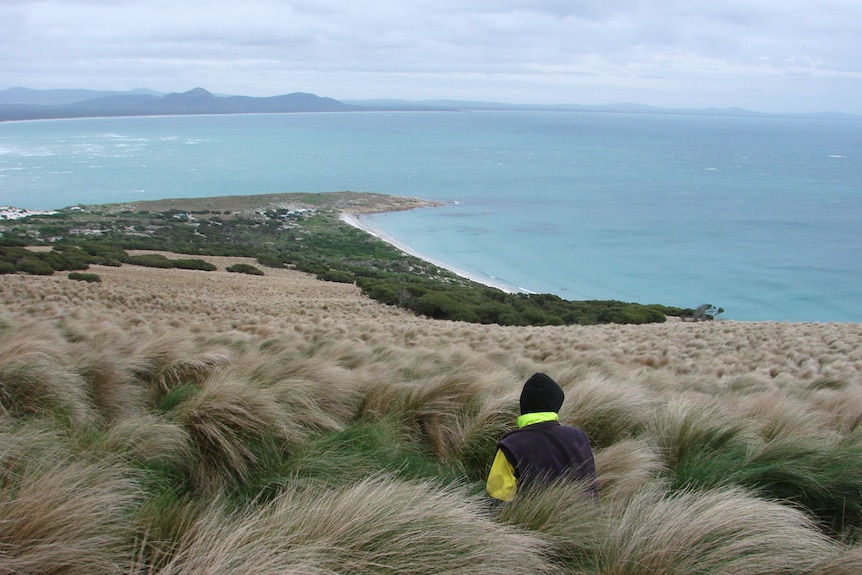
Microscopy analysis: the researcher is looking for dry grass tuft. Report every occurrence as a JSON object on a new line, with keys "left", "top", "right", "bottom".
{"left": 0, "top": 449, "right": 143, "bottom": 575}
{"left": 810, "top": 544, "right": 862, "bottom": 575}
{"left": 168, "top": 370, "right": 289, "bottom": 492}
{"left": 595, "top": 483, "right": 838, "bottom": 575}
{"left": 0, "top": 321, "right": 94, "bottom": 425}
{"left": 593, "top": 438, "right": 665, "bottom": 503}
{"left": 152, "top": 475, "right": 560, "bottom": 575}
{"left": 558, "top": 369, "right": 655, "bottom": 449}
{"left": 498, "top": 478, "right": 606, "bottom": 568}
{"left": 98, "top": 414, "right": 194, "bottom": 472}
{"left": 645, "top": 398, "right": 756, "bottom": 485}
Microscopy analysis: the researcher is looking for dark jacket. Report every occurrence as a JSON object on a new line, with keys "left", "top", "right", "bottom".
{"left": 498, "top": 420, "right": 597, "bottom": 495}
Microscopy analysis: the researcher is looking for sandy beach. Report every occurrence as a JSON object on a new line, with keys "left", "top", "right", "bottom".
{"left": 339, "top": 212, "right": 528, "bottom": 294}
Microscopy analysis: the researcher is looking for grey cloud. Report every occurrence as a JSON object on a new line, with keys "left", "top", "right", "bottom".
{"left": 1, "top": 0, "right": 861, "bottom": 113}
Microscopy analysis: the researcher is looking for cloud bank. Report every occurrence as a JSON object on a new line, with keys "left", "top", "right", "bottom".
{"left": 2, "top": 0, "right": 861, "bottom": 113}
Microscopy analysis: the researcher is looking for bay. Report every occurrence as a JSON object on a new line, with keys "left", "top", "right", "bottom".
{"left": 1, "top": 111, "right": 860, "bottom": 322}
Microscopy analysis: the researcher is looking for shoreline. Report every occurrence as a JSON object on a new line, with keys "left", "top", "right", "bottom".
{"left": 339, "top": 212, "right": 529, "bottom": 295}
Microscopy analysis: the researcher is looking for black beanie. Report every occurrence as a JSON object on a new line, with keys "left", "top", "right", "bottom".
{"left": 519, "top": 372, "right": 565, "bottom": 415}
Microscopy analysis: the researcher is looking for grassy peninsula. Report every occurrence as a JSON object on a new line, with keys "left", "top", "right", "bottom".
{"left": 3, "top": 191, "right": 862, "bottom": 574}
{"left": 1, "top": 192, "right": 697, "bottom": 325}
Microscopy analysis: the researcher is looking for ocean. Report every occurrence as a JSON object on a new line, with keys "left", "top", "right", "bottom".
{"left": 1, "top": 111, "right": 860, "bottom": 322}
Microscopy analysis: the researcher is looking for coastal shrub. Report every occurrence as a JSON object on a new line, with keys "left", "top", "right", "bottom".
{"left": 78, "top": 241, "right": 130, "bottom": 263}
{"left": 4, "top": 196, "right": 684, "bottom": 326}
{"left": 474, "top": 301, "right": 522, "bottom": 325}
{"left": 412, "top": 291, "right": 478, "bottom": 322}
{"left": 171, "top": 258, "right": 217, "bottom": 271}
{"left": 17, "top": 258, "right": 54, "bottom": 276}
{"left": 1, "top": 247, "right": 92, "bottom": 275}
{"left": 319, "top": 269, "right": 355, "bottom": 284}
{"left": 255, "top": 254, "right": 283, "bottom": 268}
{"left": 43, "top": 246, "right": 91, "bottom": 271}
{"left": 356, "top": 277, "right": 402, "bottom": 306}
{"left": 0, "top": 246, "right": 28, "bottom": 265}
{"left": 690, "top": 303, "right": 725, "bottom": 321}
{"left": 0, "top": 237, "right": 30, "bottom": 247}
{"left": 68, "top": 272, "right": 101, "bottom": 283}
{"left": 127, "top": 253, "right": 173, "bottom": 268}
{"left": 0, "top": 261, "right": 16, "bottom": 274}
{"left": 293, "top": 258, "right": 328, "bottom": 276}
{"left": 587, "top": 301, "right": 667, "bottom": 324}
{"left": 226, "top": 263, "right": 265, "bottom": 276}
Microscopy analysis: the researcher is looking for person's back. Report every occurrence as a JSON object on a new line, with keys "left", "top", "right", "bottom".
{"left": 487, "top": 373, "right": 597, "bottom": 501}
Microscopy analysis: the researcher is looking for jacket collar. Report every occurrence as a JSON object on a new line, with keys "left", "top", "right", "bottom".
{"left": 517, "top": 411, "right": 559, "bottom": 428}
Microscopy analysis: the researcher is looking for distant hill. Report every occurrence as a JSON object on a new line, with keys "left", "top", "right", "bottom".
{"left": 0, "top": 87, "right": 359, "bottom": 121}
{"left": 0, "top": 87, "right": 163, "bottom": 106}
{"left": 3, "top": 87, "right": 858, "bottom": 121}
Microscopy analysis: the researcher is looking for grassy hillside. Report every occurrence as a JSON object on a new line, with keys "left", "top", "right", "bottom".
{"left": 2, "top": 256, "right": 862, "bottom": 574}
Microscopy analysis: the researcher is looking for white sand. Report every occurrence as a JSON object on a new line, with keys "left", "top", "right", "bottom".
{"left": 339, "top": 213, "right": 526, "bottom": 294}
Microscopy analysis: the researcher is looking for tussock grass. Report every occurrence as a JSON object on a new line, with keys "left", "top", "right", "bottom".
{"left": 242, "top": 347, "right": 365, "bottom": 433}
{"left": 282, "top": 416, "right": 455, "bottom": 486}
{"left": 98, "top": 414, "right": 194, "bottom": 476}
{"left": 809, "top": 385, "right": 862, "bottom": 433}
{"left": 361, "top": 365, "right": 517, "bottom": 473}
{"left": 127, "top": 331, "right": 236, "bottom": 409}
{"left": 810, "top": 544, "right": 862, "bottom": 575}
{"left": 0, "top": 321, "right": 94, "bottom": 425}
{"left": 498, "top": 478, "right": 606, "bottom": 568}
{"left": 593, "top": 438, "right": 665, "bottom": 503}
{"left": 557, "top": 369, "right": 654, "bottom": 449}
{"left": 134, "top": 490, "right": 210, "bottom": 573}
{"left": 590, "top": 483, "right": 838, "bottom": 575}
{"left": 0, "top": 448, "right": 143, "bottom": 575}
{"left": 729, "top": 432, "right": 862, "bottom": 533}
{"left": 3, "top": 262, "right": 862, "bottom": 573}
{"left": 167, "top": 370, "right": 289, "bottom": 493}
{"left": 645, "top": 398, "right": 756, "bottom": 490}
{"left": 732, "top": 389, "right": 831, "bottom": 441}
{"left": 152, "top": 475, "right": 559, "bottom": 575}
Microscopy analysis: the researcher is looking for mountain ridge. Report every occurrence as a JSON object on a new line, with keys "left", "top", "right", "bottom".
{"left": 1, "top": 87, "right": 858, "bottom": 121}
{"left": 0, "top": 87, "right": 359, "bottom": 121}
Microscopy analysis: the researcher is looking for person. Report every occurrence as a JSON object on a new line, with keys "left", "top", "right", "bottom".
{"left": 486, "top": 372, "right": 597, "bottom": 501}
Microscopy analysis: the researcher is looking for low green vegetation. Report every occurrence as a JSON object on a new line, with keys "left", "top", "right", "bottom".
{"left": 0, "top": 244, "right": 217, "bottom": 273}
{"left": 226, "top": 263, "right": 265, "bottom": 276}
{"left": 1, "top": 192, "right": 699, "bottom": 325}
{"left": 67, "top": 272, "right": 101, "bottom": 283}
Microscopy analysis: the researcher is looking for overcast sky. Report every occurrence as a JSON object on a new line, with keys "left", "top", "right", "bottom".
{"left": 2, "top": 0, "right": 861, "bottom": 114}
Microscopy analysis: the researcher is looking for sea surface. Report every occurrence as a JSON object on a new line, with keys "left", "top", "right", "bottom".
{"left": 1, "top": 111, "right": 860, "bottom": 322}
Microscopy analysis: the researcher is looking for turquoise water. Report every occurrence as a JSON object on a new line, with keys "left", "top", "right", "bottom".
{"left": 1, "top": 111, "right": 860, "bottom": 322}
